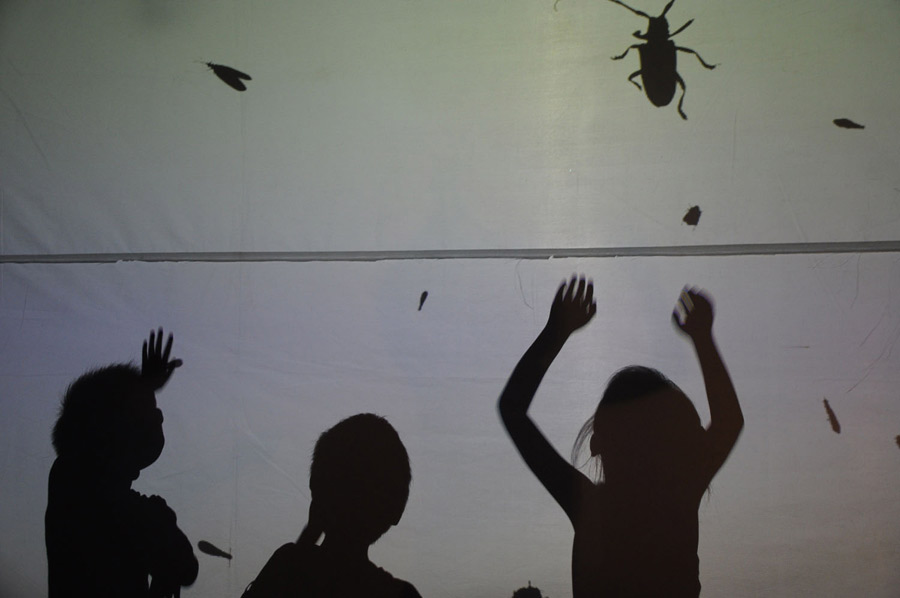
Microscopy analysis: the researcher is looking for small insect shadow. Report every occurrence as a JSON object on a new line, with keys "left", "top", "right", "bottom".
{"left": 823, "top": 399, "right": 841, "bottom": 434}
{"left": 198, "top": 540, "right": 232, "bottom": 560}
{"left": 203, "top": 62, "right": 252, "bottom": 92}
{"left": 682, "top": 206, "right": 701, "bottom": 226}
{"left": 833, "top": 118, "right": 864, "bottom": 130}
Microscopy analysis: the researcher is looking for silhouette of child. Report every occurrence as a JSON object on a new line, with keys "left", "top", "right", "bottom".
{"left": 242, "top": 413, "right": 421, "bottom": 598}
{"left": 45, "top": 329, "right": 198, "bottom": 598}
{"left": 499, "top": 276, "right": 743, "bottom": 597}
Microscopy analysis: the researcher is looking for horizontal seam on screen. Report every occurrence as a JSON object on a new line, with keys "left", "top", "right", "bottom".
{"left": 2, "top": 241, "right": 900, "bottom": 264}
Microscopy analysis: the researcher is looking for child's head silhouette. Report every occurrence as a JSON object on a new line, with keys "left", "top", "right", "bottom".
{"left": 575, "top": 366, "right": 704, "bottom": 483}
{"left": 52, "top": 364, "right": 164, "bottom": 477}
{"left": 309, "top": 414, "right": 411, "bottom": 546}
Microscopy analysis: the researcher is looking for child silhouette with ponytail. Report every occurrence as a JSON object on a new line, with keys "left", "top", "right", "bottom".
{"left": 243, "top": 413, "right": 421, "bottom": 598}
{"left": 499, "top": 276, "right": 743, "bottom": 597}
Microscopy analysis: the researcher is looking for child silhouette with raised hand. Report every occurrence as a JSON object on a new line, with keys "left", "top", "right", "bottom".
{"left": 498, "top": 276, "right": 743, "bottom": 597}
{"left": 46, "top": 329, "right": 198, "bottom": 598}
{"left": 242, "top": 413, "right": 421, "bottom": 598}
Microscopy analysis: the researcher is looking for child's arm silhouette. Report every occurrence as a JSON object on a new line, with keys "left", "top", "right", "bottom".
{"left": 672, "top": 288, "right": 743, "bottom": 483}
{"left": 139, "top": 495, "right": 198, "bottom": 598}
{"left": 499, "top": 276, "right": 596, "bottom": 524}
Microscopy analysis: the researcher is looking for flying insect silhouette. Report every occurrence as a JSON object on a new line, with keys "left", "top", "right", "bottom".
{"left": 197, "top": 540, "right": 233, "bottom": 560}
{"left": 833, "top": 118, "right": 864, "bottom": 130}
{"left": 609, "top": 0, "right": 716, "bottom": 120}
{"left": 823, "top": 399, "right": 841, "bottom": 434}
{"left": 204, "top": 62, "right": 252, "bottom": 91}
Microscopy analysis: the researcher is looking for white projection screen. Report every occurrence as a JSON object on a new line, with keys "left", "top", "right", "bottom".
{"left": 2, "top": 0, "right": 899, "bottom": 596}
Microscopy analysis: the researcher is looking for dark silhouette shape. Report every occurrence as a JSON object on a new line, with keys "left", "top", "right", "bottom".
{"left": 512, "top": 581, "right": 545, "bottom": 598}
{"left": 418, "top": 291, "right": 428, "bottom": 311}
{"left": 609, "top": 0, "right": 717, "bottom": 120}
{"left": 241, "top": 414, "right": 421, "bottom": 598}
{"left": 198, "top": 540, "right": 233, "bottom": 560}
{"left": 45, "top": 329, "right": 197, "bottom": 598}
{"left": 895, "top": 435, "right": 900, "bottom": 450}
{"left": 499, "top": 277, "right": 743, "bottom": 597}
{"left": 205, "top": 62, "right": 252, "bottom": 91}
{"left": 833, "top": 118, "right": 864, "bottom": 130}
{"left": 683, "top": 205, "right": 701, "bottom": 226}
{"left": 823, "top": 399, "right": 841, "bottom": 434}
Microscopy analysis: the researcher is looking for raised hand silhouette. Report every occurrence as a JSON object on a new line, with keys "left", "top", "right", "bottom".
{"left": 141, "top": 328, "right": 183, "bottom": 392}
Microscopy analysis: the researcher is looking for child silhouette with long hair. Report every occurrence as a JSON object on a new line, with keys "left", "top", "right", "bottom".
{"left": 499, "top": 276, "right": 743, "bottom": 597}
{"left": 45, "top": 329, "right": 198, "bottom": 598}
{"left": 242, "top": 413, "right": 421, "bottom": 598}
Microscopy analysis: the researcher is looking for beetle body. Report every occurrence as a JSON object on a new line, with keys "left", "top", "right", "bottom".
{"left": 636, "top": 40, "right": 678, "bottom": 107}
{"left": 609, "top": 0, "right": 716, "bottom": 120}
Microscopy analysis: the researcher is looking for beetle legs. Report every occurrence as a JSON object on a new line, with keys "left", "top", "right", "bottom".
{"left": 612, "top": 44, "right": 642, "bottom": 61}
{"left": 676, "top": 46, "right": 717, "bottom": 70}
{"left": 627, "top": 70, "right": 643, "bottom": 90}
{"left": 675, "top": 72, "right": 688, "bottom": 120}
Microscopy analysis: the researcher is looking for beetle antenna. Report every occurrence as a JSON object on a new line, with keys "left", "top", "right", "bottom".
{"left": 660, "top": 0, "right": 676, "bottom": 17}
{"left": 608, "top": 0, "right": 650, "bottom": 19}
{"left": 670, "top": 19, "right": 693, "bottom": 37}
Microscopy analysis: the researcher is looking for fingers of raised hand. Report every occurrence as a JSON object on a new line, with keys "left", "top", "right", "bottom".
{"left": 552, "top": 275, "right": 595, "bottom": 327}
{"left": 162, "top": 332, "right": 173, "bottom": 363}
{"left": 571, "top": 276, "right": 596, "bottom": 320}
{"left": 146, "top": 328, "right": 171, "bottom": 356}
{"left": 563, "top": 274, "right": 579, "bottom": 302}
{"left": 672, "top": 287, "right": 694, "bottom": 327}
{"left": 679, "top": 288, "right": 695, "bottom": 311}
{"left": 555, "top": 280, "right": 567, "bottom": 304}
{"left": 685, "top": 287, "right": 713, "bottom": 313}
{"left": 144, "top": 328, "right": 181, "bottom": 369}
{"left": 562, "top": 274, "right": 591, "bottom": 299}
{"left": 155, "top": 327, "right": 164, "bottom": 355}
{"left": 584, "top": 279, "right": 596, "bottom": 308}
{"left": 581, "top": 280, "right": 596, "bottom": 315}
{"left": 674, "top": 287, "right": 714, "bottom": 333}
